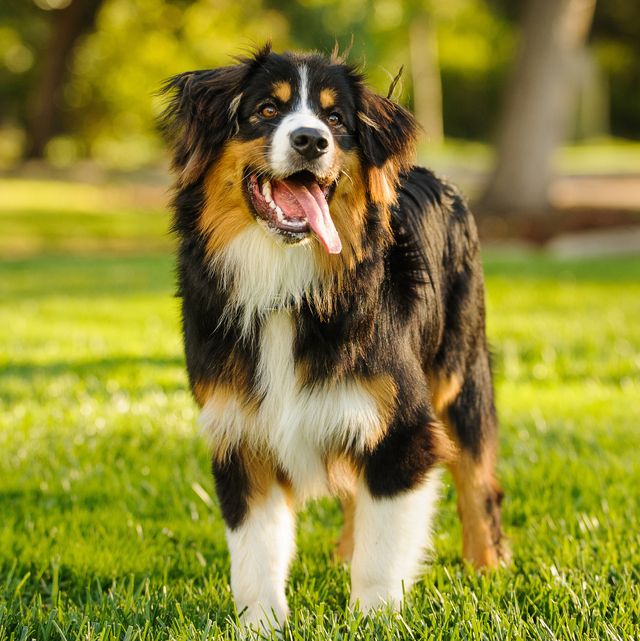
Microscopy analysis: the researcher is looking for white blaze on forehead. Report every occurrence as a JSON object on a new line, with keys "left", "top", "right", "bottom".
{"left": 269, "top": 64, "right": 335, "bottom": 177}
{"left": 298, "top": 65, "right": 310, "bottom": 112}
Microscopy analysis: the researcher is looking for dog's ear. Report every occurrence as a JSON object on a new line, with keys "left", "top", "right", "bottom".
{"left": 160, "top": 65, "right": 247, "bottom": 185}
{"left": 160, "top": 44, "right": 272, "bottom": 186}
{"left": 356, "top": 85, "right": 418, "bottom": 205}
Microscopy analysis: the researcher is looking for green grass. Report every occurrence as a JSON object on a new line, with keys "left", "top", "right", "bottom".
{"left": 0, "top": 179, "right": 171, "bottom": 256}
{"left": 419, "top": 137, "right": 640, "bottom": 176}
{"left": 1, "top": 185, "right": 639, "bottom": 639}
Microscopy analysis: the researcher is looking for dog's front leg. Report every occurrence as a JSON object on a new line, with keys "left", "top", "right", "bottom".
{"left": 213, "top": 451, "right": 295, "bottom": 629}
{"left": 350, "top": 418, "right": 442, "bottom": 612}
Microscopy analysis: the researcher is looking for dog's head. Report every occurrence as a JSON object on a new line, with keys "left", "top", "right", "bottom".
{"left": 162, "top": 45, "right": 417, "bottom": 260}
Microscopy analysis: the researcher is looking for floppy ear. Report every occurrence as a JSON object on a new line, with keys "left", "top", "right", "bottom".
{"left": 356, "top": 87, "right": 418, "bottom": 205}
{"left": 160, "top": 64, "right": 248, "bottom": 185}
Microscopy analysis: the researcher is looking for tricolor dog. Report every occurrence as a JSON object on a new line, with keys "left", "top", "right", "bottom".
{"left": 161, "top": 44, "right": 508, "bottom": 628}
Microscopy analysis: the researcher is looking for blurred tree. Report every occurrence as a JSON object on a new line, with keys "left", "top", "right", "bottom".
{"left": 265, "top": 0, "right": 413, "bottom": 98}
{"left": 479, "top": 0, "right": 597, "bottom": 215}
{"left": 409, "top": 6, "right": 443, "bottom": 144}
{"left": 591, "top": 0, "right": 640, "bottom": 139}
{"left": 3, "top": 0, "right": 636, "bottom": 170}
{"left": 419, "top": 0, "right": 515, "bottom": 141}
{"left": 68, "top": 0, "right": 289, "bottom": 168}
{"left": 266, "top": 0, "right": 511, "bottom": 142}
{"left": 0, "top": 2, "right": 47, "bottom": 122}
{"left": 25, "top": 0, "right": 105, "bottom": 159}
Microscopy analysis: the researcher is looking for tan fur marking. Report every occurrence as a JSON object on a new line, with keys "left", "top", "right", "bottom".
{"left": 194, "top": 350, "right": 256, "bottom": 408}
{"left": 278, "top": 474, "right": 296, "bottom": 509}
{"left": 440, "top": 415, "right": 505, "bottom": 568}
{"left": 335, "top": 494, "right": 355, "bottom": 563}
{"left": 199, "top": 138, "right": 270, "bottom": 256}
{"left": 198, "top": 383, "right": 243, "bottom": 460}
{"left": 320, "top": 88, "right": 337, "bottom": 110}
{"left": 272, "top": 80, "right": 292, "bottom": 103}
{"left": 357, "top": 111, "right": 380, "bottom": 130}
{"left": 431, "top": 371, "right": 505, "bottom": 567}
{"left": 430, "top": 372, "right": 463, "bottom": 415}
{"left": 448, "top": 449, "right": 501, "bottom": 568}
{"left": 193, "top": 380, "right": 212, "bottom": 408}
{"left": 359, "top": 373, "right": 397, "bottom": 448}
{"left": 326, "top": 455, "right": 358, "bottom": 498}
{"left": 430, "top": 420, "right": 457, "bottom": 464}
{"left": 196, "top": 382, "right": 258, "bottom": 462}
{"left": 194, "top": 356, "right": 262, "bottom": 464}
{"left": 243, "top": 450, "right": 279, "bottom": 509}
{"left": 213, "top": 445, "right": 283, "bottom": 510}
{"left": 180, "top": 149, "right": 206, "bottom": 186}
{"left": 368, "top": 159, "right": 402, "bottom": 208}
{"left": 194, "top": 380, "right": 245, "bottom": 410}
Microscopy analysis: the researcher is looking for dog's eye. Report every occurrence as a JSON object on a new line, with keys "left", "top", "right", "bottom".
{"left": 327, "top": 112, "right": 342, "bottom": 127}
{"left": 259, "top": 103, "right": 278, "bottom": 119}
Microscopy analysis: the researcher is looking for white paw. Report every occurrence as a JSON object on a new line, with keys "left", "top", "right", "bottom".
{"left": 350, "top": 586, "right": 403, "bottom": 614}
{"left": 239, "top": 601, "right": 288, "bottom": 634}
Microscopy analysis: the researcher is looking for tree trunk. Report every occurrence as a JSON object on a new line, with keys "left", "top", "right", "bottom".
{"left": 410, "top": 13, "right": 444, "bottom": 145}
{"left": 24, "top": 0, "right": 104, "bottom": 159}
{"left": 479, "top": 0, "right": 596, "bottom": 215}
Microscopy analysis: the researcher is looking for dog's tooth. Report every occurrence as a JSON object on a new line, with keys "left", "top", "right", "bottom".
{"left": 275, "top": 205, "right": 285, "bottom": 222}
{"left": 262, "top": 180, "right": 272, "bottom": 202}
{"left": 269, "top": 200, "right": 277, "bottom": 211}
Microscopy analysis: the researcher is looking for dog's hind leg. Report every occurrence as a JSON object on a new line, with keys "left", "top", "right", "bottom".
{"left": 335, "top": 495, "right": 355, "bottom": 563}
{"left": 438, "top": 347, "right": 508, "bottom": 568}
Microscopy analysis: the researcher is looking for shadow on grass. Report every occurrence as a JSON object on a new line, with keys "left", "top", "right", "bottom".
{"left": 0, "top": 355, "right": 186, "bottom": 402}
{"left": 0, "top": 254, "right": 175, "bottom": 300}
{"left": 482, "top": 253, "right": 640, "bottom": 282}
{"left": 2, "top": 560, "right": 237, "bottom": 632}
{"left": 1, "top": 355, "right": 184, "bottom": 379}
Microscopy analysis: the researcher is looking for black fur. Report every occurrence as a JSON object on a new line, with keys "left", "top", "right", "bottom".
{"left": 212, "top": 451, "right": 251, "bottom": 530}
{"left": 356, "top": 88, "right": 417, "bottom": 168}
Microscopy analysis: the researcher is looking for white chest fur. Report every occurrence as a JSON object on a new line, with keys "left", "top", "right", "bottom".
{"left": 212, "top": 224, "right": 320, "bottom": 337}
{"left": 200, "top": 310, "right": 383, "bottom": 499}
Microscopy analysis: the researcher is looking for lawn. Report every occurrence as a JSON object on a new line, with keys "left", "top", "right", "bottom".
{"left": 1, "top": 180, "right": 639, "bottom": 640}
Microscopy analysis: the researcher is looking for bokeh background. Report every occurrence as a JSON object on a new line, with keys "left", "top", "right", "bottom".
{"left": 1, "top": 2, "right": 640, "bottom": 639}
{"left": 1, "top": 0, "right": 639, "bottom": 241}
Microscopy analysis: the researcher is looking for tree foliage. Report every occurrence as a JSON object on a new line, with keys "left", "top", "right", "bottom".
{"left": 0, "top": 0, "right": 637, "bottom": 168}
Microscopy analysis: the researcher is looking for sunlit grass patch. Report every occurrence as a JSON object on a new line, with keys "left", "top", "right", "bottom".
{"left": 0, "top": 178, "right": 172, "bottom": 256}
{"left": 1, "top": 237, "right": 639, "bottom": 637}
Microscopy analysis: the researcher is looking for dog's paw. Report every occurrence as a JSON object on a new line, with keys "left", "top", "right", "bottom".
{"left": 349, "top": 586, "right": 402, "bottom": 615}
{"left": 496, "top": 537, "right": 512, "bottom": 568}
{"left": 465, "top": 534, "right": 512, "bottom": 570}
{"left": 238, "top": 602, "right": 288, "bottom": 636}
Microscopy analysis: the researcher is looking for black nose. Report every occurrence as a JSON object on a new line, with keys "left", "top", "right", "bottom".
{"left": 290, "top": 127, "right": 329, "bottom": 160}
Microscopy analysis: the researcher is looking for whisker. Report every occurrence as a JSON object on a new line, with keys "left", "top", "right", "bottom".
{"left": 340, "top": 169, "right": 354, "bottom": 188}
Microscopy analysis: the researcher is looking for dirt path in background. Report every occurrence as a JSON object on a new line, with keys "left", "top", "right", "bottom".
{"left": 2, "top": 167, "right": 639, "bottom": 250}
{"left": 551, "top": 174, "right": 640, "bottom": 211}
{"left": 472, "top": 174, "right": 640, "bottom": 250}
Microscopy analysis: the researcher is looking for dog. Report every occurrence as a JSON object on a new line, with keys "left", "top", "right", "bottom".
{"left": 161, "top": 44, "right": 507, "bottom": 628}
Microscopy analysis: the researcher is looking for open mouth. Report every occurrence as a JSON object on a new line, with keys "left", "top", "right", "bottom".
{"left": 245, "top": 170, "right": 342, "bottom": 254}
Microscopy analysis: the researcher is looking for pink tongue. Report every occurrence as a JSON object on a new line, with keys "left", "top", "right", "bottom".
{"left": 272, "top": 179, "right": 342, "bottom": 254}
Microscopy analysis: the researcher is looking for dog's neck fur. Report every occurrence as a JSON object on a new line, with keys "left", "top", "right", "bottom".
{"left": 209, "top": 201, "right": 391, "bottom": 340}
